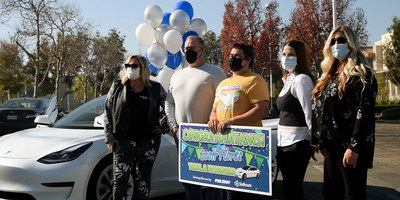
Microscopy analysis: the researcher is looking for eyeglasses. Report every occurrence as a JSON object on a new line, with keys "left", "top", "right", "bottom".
{"left": 125, "top": 64, "right": 139, "bottom": 68}
{"left": 330, "top": 37, "right": 347, "bottom": 46}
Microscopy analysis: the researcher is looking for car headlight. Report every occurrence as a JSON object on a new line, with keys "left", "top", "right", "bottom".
{"left": 37, "top": 142, "right": 93, "bottom": 164}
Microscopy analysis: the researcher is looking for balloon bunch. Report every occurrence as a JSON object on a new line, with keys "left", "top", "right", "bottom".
{"left": 135, "top": 1, "right": 207, "bottom": 74}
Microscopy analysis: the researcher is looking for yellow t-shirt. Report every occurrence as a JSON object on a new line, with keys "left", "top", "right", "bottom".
{"left": 213, "top": 71, "right": 269, "bottom": 126}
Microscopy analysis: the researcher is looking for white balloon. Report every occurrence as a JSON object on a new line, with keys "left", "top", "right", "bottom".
{"left": 169, "top": 10, "right": 190, "bottom": 34}
{"left": 147, "top": 43, "right": 168, "bottom": 69}
{"left": 189, "top": 18, "right": 207, "bottom": 37}
{"left": 157, "top": 67, "right": 175, "bottom": 92}
{"left": 163, "top": 30, "right": 183, "bottom": 54}
{"left": 144, "top": 5, "right": 163, "bottom": 28}
{"left": 155, "top": 24, "right": 170, "bottom": 46}
{"left": 135, "top": 23, "right": 155, "bottom": 46}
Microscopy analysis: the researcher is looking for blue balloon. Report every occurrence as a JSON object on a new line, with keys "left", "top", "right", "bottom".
{"left": 181, "top": 31, "right": 199, "bottom": 50}
{"left": 173, "top": 1, "right": 194, "bottom": 21}
{"left": 149, "top": 64, "right": 162, "bottom": 74}
{"left": 145, "top": 52, "right": 162, "bottom": 74}
{"left": 166, "top": 51, "right": 182, "bottom": 69}
{"left": 161, "top": 13, "right": 171, "bottom": 25}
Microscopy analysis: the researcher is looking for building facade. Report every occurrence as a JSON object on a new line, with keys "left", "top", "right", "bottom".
{"left": 364, "top": 32, "right": 400, "bottom": 101}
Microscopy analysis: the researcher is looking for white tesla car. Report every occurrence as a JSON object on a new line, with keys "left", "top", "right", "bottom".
{"left": 0, "top": 95, "right": 183, "bottom": 200}
{"left": 235, "top": 165, "right": 261, "bottom": 180}
{"left": 0, "top": 95, "right": 279, "bottom": 200}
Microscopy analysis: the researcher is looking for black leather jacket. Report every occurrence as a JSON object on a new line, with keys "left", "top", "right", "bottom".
{"left": 104, "top": 80, "right": 167, "bottom": 143}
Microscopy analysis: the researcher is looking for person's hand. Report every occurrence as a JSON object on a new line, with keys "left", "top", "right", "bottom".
{"left": 106, "top": 140, "right": 119, "bottom": 152}
{"left": 217, "top": 119, "right": 231, "bottom": 134}
{"left": 152, "top": 126, "right": 163, "bottom": 136}
{"left": 320, "top": 149, "right": 325, "bottom": 157}
{"left": 311, "top": 146, "right": 319, "bottom": 161}
{"left": 171, "top": 127, "right": 178, "bottom": 135}
{"left": 208, "top": 119, "right": 219, "bottom": 133}
{"left": 343, "top": 149, "right": 358, "bottom": 168}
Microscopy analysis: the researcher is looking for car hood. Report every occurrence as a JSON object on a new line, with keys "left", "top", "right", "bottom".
{"left": 0, "top": 127, "right": 102, "bottom": 159}
{"left": 262, "top": 118, "right": 279, "bottom": 130}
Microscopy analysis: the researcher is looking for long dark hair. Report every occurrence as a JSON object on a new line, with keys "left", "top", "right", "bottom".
{"left": 284, "top": 40, "right": 313, "bottom": 79}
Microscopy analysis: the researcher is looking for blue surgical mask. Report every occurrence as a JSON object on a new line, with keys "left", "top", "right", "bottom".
{"left": 331, "top": 44, "right": 350, "bottom": 60}
{"left": 281, "top": 56, "right": 297, "bottom": 72}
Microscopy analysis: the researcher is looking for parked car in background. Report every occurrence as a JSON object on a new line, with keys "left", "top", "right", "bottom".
{"left": 0, "top": 95, "right": 183, "bottom": 200}
{"left": 0, "top": 97, "right": 54, "bottom": 136}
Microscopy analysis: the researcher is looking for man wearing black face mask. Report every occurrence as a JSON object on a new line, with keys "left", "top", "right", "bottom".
{"left": 165, "top": 36, "right": 226, "bottom": 200}
{"left": 208, "top": 43, "right": 269, "bottom": 200}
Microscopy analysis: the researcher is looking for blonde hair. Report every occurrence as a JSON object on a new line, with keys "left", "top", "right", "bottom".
{"left": 121, "top": 55, "right": 152, "bottom": 87}
{"left": 312, "top": 26, "right": 374, "bottom": 100}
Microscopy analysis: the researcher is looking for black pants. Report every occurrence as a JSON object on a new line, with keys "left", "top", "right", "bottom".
{"left": 276, "top": 140, "right": 312, "bottom": 200}
{"left": 112, "top": 137, "right": 161, "bottom": 200}
{"left": 323, "top": 149, "right": 368, "bottom": 200}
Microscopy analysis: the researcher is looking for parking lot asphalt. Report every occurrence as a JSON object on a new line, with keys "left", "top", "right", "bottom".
{"left": 151, "top": 120, "right": 400, "bottom": 200}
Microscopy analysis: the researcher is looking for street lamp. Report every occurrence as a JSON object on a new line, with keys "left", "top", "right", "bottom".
{"left": 332, "top": 0, "right": 337, "bottom": 29}
{"left": 265, "top": 2, "right": 274, "bottom": 115}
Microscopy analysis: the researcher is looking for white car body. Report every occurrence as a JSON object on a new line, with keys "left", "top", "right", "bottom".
{"left": 235, "top": 165, "right": 261, "bottom": 180}
{"left": 262, "top": 117, "right": 279, "bottom": 182}
{"left": 0, "top": 96, "right": 183, "bottom": 200}
{"left": 0, "top": 95, "right": 280, "bottom": 199}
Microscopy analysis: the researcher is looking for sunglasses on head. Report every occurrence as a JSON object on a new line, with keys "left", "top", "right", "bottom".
{"left": 125, "top": 64, "right": 139, "bottom": 68}
{"left": 330, "top": 37, "right": 347, "bottom": 46}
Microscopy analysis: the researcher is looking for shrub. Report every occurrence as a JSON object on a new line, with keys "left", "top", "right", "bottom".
{"left": 380, "top": 107, "right": 400, "bottom": 120}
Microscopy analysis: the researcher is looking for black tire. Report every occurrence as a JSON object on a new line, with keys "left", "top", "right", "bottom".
{"left": 256, "top": 173, "right": 260, "bottom": 178}
{"left": 86, "top": 154, "right": 134, "bottom": 200}
{"left": 242, "top": 173, "right": 247, "bottom": 180}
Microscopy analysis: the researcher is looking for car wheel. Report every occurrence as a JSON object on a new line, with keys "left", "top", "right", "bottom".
{"left": 87, "top": 155, "right": 134, "bottom": 200}
{"left": 242, "top": 173, "right": 247, "bottom": 180}
{"left": 271, "top": 156, "right": 279, "bottom": 183}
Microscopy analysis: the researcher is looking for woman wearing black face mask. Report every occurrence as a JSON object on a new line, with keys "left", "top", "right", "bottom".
{"left": 208, "top": 44, "right": 269, "bottom": 200}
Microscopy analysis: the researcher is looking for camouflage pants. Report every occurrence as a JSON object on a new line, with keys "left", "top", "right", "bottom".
{"left": 112, "top": 137, "right": 161, "bottom": 200}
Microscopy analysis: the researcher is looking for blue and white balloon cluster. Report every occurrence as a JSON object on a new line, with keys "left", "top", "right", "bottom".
{"left": 135, "top": 1, "right": 207, "bottom": 74}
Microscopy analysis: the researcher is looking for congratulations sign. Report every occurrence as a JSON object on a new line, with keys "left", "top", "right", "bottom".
{"left": 178, "top": 123, "right": 272, "bottom": 196}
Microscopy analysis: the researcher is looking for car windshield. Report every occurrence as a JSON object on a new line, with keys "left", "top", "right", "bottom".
{"left": 242, "top": 166, "right": 250, "bottom": 170}
{"left": 1, "top": 99, "right": 46, "bottom": 109}
{"left": 53, "top": 96, "right": 105, "bottom": 129}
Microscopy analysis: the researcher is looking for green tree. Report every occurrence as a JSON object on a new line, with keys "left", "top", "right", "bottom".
{"left": 384, "top": 17, "right": 400, "bottom": 87}
{"left": 73, "top": 75, "right": 94, "bottom": 101}
{"left": 1, "top": 0, "right": 59, "bottom": 97}
{"left": 376, "top": 73, "right": 389, "bottom": 101}
{"left": 92, "top": 29, "right": 126, "bottom": 97}
{"left": 0, "top": 41, "right": 24, "bottom": 100}
{"left": 203, "top": 30, "right": 223, "bottom": 66}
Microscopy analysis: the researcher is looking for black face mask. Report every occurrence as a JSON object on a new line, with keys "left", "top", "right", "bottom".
{"left": 229, "top": 57, "right": 244, "bottom": 71}
{"left": 185, "top": 49, "right": 198, "bottom": 64}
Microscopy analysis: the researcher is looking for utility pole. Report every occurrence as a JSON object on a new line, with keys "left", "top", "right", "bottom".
{"left": 332, "top": 0, "right": 337, "bottom": 29}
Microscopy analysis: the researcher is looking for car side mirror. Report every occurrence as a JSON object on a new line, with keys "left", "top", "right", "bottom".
{"left": 34, "top": 115, "right": 51, "bottom": 127}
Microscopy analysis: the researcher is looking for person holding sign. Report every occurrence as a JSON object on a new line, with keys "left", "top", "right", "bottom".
{"left": 276, "top": 40, "right": 314, "bottom": 200}
{"left": 165, "top": 36, "right": 226, "bottom": 200}
{"left": 208, "top": 43, "right": 269, "bottom": 200}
